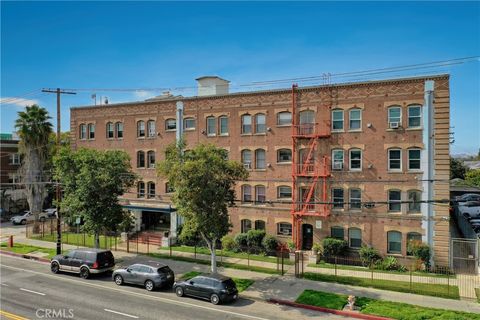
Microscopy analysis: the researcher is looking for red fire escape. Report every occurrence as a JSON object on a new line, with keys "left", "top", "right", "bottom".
{"left": 291, "top": 84, "right": 331, "bottom": 250}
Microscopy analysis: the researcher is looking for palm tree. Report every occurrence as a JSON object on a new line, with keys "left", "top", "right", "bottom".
{"left": 15, "top": 105, "right": 53, "bottom": 230}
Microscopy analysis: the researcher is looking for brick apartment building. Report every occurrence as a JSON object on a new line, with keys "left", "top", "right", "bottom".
{"left": 70, "top": 74, "right": 451, "bottom": 267}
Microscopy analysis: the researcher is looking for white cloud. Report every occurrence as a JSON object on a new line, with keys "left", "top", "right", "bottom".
{"left": 0, "top": 97, "right": 40, "bottom": 108}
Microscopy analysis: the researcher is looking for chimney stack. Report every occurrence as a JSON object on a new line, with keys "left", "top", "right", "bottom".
{"left": 196, "top": 76, "right": 230, "bottom": 96}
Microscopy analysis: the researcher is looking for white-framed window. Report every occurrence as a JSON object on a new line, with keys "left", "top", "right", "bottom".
{"left": 255, "top": 185, "right": 266, "bottom": 204}
{"left": 241, "top": 149, "right": 252, "bottom": 169}
{"left": 241, "top": 114, "right": 252, "bottom": 134}
{"left": 241, "top": 219, "right": 252, "bottom": 233}
{"left": 332, "top": 149, "right": 344, "bottom": 170}
{"left": 79, "top": 124, "right": 87, "bottom": 140}
{"left": 241, "top": 185, "right": 252, "bottom": 203}
{"left": 277, "top": 186, "right": 292, "bottom": 199}
{"left": 387, "top": 231, "right": 402, "bottom": 254}
{"left": 349, "top": 108, "right": 361, "bottom": 130}
{"left": 407, "top": 232, "right": 422, "bottom": 255}
{"left": 255, "top": 113, "right": 266, "bottom": 133}
{"left": 332, "top": 188, "right": 344, "bottom": 209}
{"left": 106, "top": 122, "right": 114, "bottom": 139}
{"left": 9, "top": 153, "right": 20, "bottom": 165}
{"left": 219, "top": 116, "right": 229, "bottom": 135}
{"left": 277, "top": 111, "right": 292, "bottom": 126}
{"left": 147, "top": 182, "right": 156, "bottom": 199}
{"left": 277, "top": 222, "right": 292, "bottom": 236}
{"left": 137, "top": 181, "right": 145, "bottom": 198}
{"left": 388, "top": 149, "right": 402, "bottom": 171}
{"left": 388, "top": 190, "right": 402, "bottom": 212}
{"left": 255, "top": 149, "right": 266, "bottom": 169}
{"left": 408, "top": 105, "right": 422, "bottom": 128}
{"left": 184, "top": 117, "right": 196, "bottom": 130}
{"left": 137, "top": 121, "right": 145, "bottom": 137}
{"left": 115, "top": 122, "right": 123, "bottom": 138}
{"left": 349, "top": 228, "right": 362, "bottom": 248}
{"left": 277, "top": 149, "right": 292, "bottom": 163}
{"left": 407, "top": 190, "right": 421, "bottom": 213}
{"left": 147, "top": 120, "right": 156, "bottom": 137}
{"left": 332, "top": 109, "right": 344, "bottom": 131}
{"left": 147, "top": 150, "right": 155, "bottom": 168}
{"left": 165, "top": 118, "right": 176, "bottom": 131}
{"left": 349, "top": 149, "right": 362, "bottom": 171}
{"left": 408, "top": 149, "right": 421, "bottom": 170}
{"left": 388, "top": 106, "right": 402, "bottom": 127}
{"left": 331, "top": 226, "right": 344, "bottom": 240}
{"left": 254, "top": 220, "right": 266, "bottom": 230}
{"left": 88, "top": 123, "right": 95, "bottom": 139}
{"left": 137, "top": 151, "right": 145, "bottom": 168}
{"left": 206, "top": 116, "right": 216, "bottom": 136}
{"left": 349, "top": 188, "right": 362, "bottom": 210}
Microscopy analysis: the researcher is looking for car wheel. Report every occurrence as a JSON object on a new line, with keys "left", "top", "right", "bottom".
{"left": 175, "top": 286, "right": 184, "bottom": 297}
{"left": 145, "top": 280, "right": 155, "bottom": 291}
{"left": 210, "top": 294, "right": 220, "bottom": 305}
{"left": 51, "top": 262, "right": 60, "bottom": 274}
{"left": 114, "top": 275, "right": 123, "bottom": 286}
{"left": 21, "top": 220, "right": 26, "bottom": 225}
{"left": 79, "top": 267, "right": 90, "bottom": 279}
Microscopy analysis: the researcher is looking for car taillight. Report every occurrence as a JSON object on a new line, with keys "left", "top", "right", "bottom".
{"left": 92, "top": 261, "right": 98, "bottom": 269}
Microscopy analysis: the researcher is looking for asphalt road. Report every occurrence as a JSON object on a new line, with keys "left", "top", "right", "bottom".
{"left": 0, "top": 255, "right": 343, "bottom": 320}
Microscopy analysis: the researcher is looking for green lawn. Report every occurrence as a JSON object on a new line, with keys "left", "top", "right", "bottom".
{"left": 476, "top": 288, "right": 480, "bottom": 304}
{"left": 32, "top": 233, "right": 120, "bottom": 249}
{"left": 302, "top": 272, "right": 459, "bottom": 300}
{"left": 0, "top": 242, "right": 57, "bottom": 259}
{"left": 163, "top": 245, "right": 293, "bottom": 265}
{"left": 177, "top": 271, "right": 254, "bottom": 292}
{"left": 296, "top": 290, "right": 480, "bottom": 320}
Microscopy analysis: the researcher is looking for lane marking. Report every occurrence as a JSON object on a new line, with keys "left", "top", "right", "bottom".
{"left": 0, "top": 309, "right": 30, "bottom": 320}
{"left": 1, "top": 283, "right": 9, "bottom": 286}
{"left": 104, "top": 309, "right": 139, "bottom": 319}
{"left": 1, "top": 264, "right": 270, "bottom": 320}
{"left": 19, "top": 288, "right": 46, "bottom": 296}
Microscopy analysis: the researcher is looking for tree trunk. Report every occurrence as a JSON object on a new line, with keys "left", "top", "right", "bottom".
{"left": 23, "top": 147, "right": 47, "bottom": 234}
{"left": 201, "top": 232, "right": 217, "bottom": 274}
{"left": 94, "top": 233, "right": 100, "bottom": 249}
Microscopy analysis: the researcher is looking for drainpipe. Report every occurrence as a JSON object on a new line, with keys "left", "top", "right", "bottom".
{"left": 176, "top": 101, "right": 184, "bottom": 146}
{"left": 170, "top": 101, "right": 184, "bottom": 241}
{"left": 422, "top": 80, "right": 435, "bottom": 266}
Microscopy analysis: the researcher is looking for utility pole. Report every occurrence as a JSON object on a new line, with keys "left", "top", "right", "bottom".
{"left": 41, "top": 88, "right": 76, "bottom": 254}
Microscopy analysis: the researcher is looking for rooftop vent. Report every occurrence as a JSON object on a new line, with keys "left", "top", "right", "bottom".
{"left": 196, "top": 76, "right": 230, "bottom": 96}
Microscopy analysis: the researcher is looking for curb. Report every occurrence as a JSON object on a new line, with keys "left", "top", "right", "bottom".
{"left": 0, "top": 250, "right": 50, "bottom": 263}
{"left": 268, "top": 298, "right": 392, "bottom": 320}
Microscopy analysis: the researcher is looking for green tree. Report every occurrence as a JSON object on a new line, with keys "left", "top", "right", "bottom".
{"left": 465, "top": 169, "right": 480, "bottom": 188}
{"left": 54, "top": 147, "right": 136, "bottom": 248}
{"left": 14, "top": 105, "right": 53, "bottom": 228}
{"left": 158, "top": 142, "right": 248, "bottom": 273}
{"left": 450, "top": 158, "right": 467, "bottom": 180}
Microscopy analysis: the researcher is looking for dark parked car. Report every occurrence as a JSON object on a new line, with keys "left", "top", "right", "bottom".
{"left": 112, "top": 261, "right": 174, "bottom": 291}
{"left": 173, "top": 274, "right": 238, "bottom": 305}
{"left": 50, "top": 248, "right": 115, "bottom": 279}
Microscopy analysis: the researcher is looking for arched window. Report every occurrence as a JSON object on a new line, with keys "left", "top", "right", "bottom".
{"left": 241, "top": 185, "right": 252, "bottom": 203}
{"left": 277, "top": 111, "right": 292, "bottom": 126}
{"left": 277, "top": 149, "right": 292, "bottom": 163}
{"left": 277, "top": 186, "right": 292, "bottom": 199}
{"left": 407, "top": 104, "right": 422, "bottom": 128}
{"left": 165, "top": 118, "right": 176, "bottom": 131}
{"left": 206, "top": 116, "right": 216, "bottom": 136}
{"left": 241, "top": 114, "right": 252, "bottom": 134}
{"left": 137, "top": 121, "right": 145, "bottom": 137}
{"left": 255, "top": 185, "right": 266, "bottom": 204}
{"left": 407, "top": 190, "right": 421, "bottom": 213}
{"left": 332, "top": 149, "right": 344, "bottom": 170}
{"left": 349, "top": 108, "right": 362, "bottom": 130}
{"left": 406, "top": 232, "right": 422, "bottom": 255}
{"left": 255, "top": 113, "right": 266, "bottom": 133}
{"left": 277, "top": 222, "right": 292, "bottom": 236}
{"left": 299, "top": 110, "right": 315, "bottom": 134}
{"left": 115, "top": 122, "right": 123, "bottom": 138}
{"left": 387, "top": 231, "right": 402, "bottom": 254}
{"left": 147, "top": 120, "right": 156, "bottom": 137}
{"left": 184, "top": 117, "right": 196, "bottom": 130}
{"left": 348, "top": 228, "right": 362, "bottom": 248}
{"left": 88, "top": 123, "right": 95, "bottom": 139}
{"left": 332, "top": 109, "right": 344, "bottom": 131}
{"left": 137, "top": 182, "right": 145, "bottom": 198}
{"left": 241, "top": 219, "right": 252, "bottom": 233}
{"left": 137, "top": 151, "right": 145, "bottom": 168}
{"left": 241, "top": 149, "right": 252, "bottom": 169}
{"left": 388, "top": 190, "right": 402, "bottom": 212}
{"left": 79, "top": 124, "right": 87, "bottom": 140}
{"left": 147, "top": 151, "right": 155, "bottom": 169}
{"left": 388, "top": 106, "right": 402, "bottom": 128}
{"left": 219, "top": 115, "right": 229, "bottom": 135}
{"left": 254, "top": 220, "right": 266, "bottom": 231}
{"left": 147, "top": 182, "right": 156, "bottom": 199}
{"left": 106, "top": 122, "right": 114, "bottom": 139}
{"left": 255, "top": 149, "right": 266, "bottom": 169}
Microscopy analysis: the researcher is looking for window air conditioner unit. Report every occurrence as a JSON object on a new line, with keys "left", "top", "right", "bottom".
{"left": 282, "top": 230, "right": 290, "bottom": 235}
{"left": 333, "top": 162, "right": 343, "bottom": 170}
{"left": 389, "top": 122, "right": 400, "bottom": 129}
{"left": 243, "top": 162, "right": 252, "bottom": 169}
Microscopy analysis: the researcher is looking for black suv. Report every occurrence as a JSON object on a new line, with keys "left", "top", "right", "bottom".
{"left": 173, "top": 274, "right": 238, "bottom": 305}
{"left": 50, "top": 248, "right": 115, "bottom": 279}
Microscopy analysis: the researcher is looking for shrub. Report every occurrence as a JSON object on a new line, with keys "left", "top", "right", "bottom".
{"left": 312, "top": 242, "right": 323, "bottom": 255}
{"left": 322, "top": 238, "right": 348, "bottom": 257}
{"left": 359, "top": 246, "right": 382, "bottom": 267}
{"left": 408, "top": 241, "right": 431, "bottom": 269}
{"left": 246, "top": 229, "right": 266, "bottom": 248}
{"left": 221, "top": 235, "right": 236, "bottom": 251}
{"left": 234, "top": 233, "right": 248, "bottom": 248}
{"left": 376, "top": 256, "right": 406, "bottom": 271}
{"left": 262, "top": 235, "right": 278, "bottom": 253}
{"left": 287, "top": 240, "right": 296, "bottom": 252}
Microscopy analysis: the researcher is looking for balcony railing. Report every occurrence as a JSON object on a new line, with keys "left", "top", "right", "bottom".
{"left": 293, "top": 121, "right": 331, "bottom": 137}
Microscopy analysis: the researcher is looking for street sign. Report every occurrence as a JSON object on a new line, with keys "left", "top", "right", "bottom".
{"left": 75, "top": 217, "right": 81, "bottom": 225}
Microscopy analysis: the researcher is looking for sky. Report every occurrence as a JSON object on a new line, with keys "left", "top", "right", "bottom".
{"left": 1, "top": 1, "right": 479, "bottom": 155}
